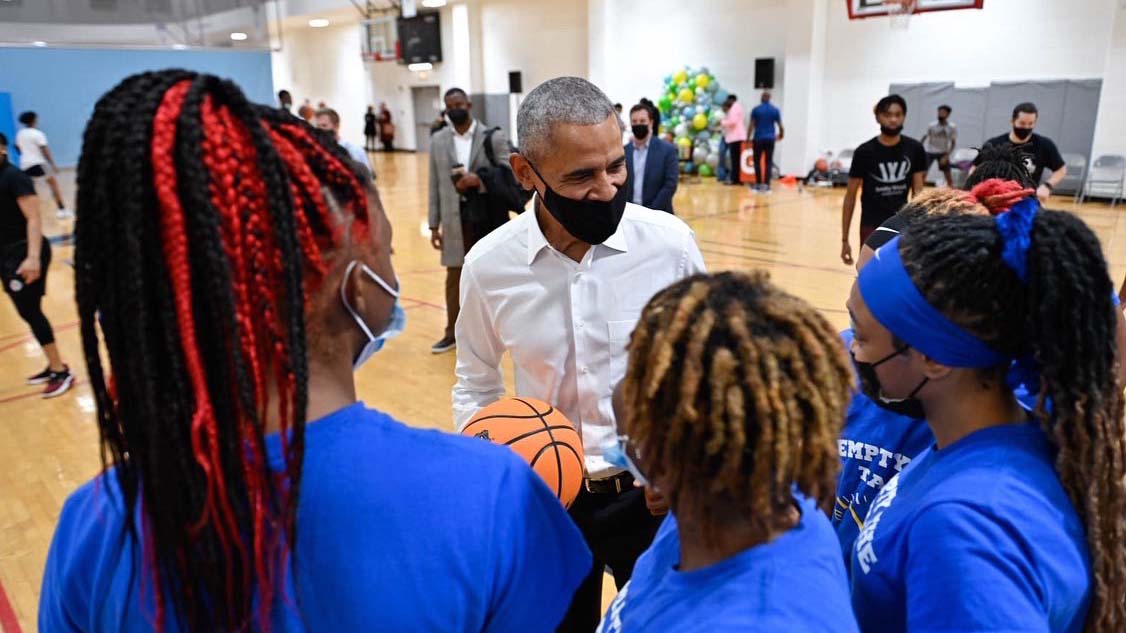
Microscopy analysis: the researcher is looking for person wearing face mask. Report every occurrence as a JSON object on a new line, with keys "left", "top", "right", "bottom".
{"left": 427, "top": 87, "right": 513, "bottom": 354}
{"left": 920, "top": 105, "right": 956, "bottom": 188}
{"left": 623, "top": 103, "right": 679, "bottom": 214}
{"left": 846, "top": 192, "right": 1126, "bottom": 633}
{"left": 975, "top": 102, "right": 1066, "bottom": 205}
{"left": 39, "top": 71, "right": 590, "bottom": 632}
{"left": 452, "top": 76, "right": 706, "bottom": 633}
{"left": 839, "top": 94, "right": 927, "bottom": 265}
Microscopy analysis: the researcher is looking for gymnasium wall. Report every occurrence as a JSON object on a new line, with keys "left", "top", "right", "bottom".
{"left": 0, "top": 46, "right": 273, "bottom": 167}
{"left": 820, "top": 0, "right": 1120, "bottom": 160}
{"left": 1091, "top": 2, "right": 1126, "bottom": 161}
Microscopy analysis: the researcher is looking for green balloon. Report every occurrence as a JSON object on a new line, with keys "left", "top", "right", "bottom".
{"left": 699, "top": 164, "right": 714, "bottom": 178}
{"left": 687, "top": 78, "right": 697, "bottom": 90}
{"left": 658, "top": 96, "right": 672, "bottom": 113}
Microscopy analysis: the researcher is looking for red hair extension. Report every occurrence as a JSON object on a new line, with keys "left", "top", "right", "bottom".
{"left": 970, "top": 178, "right": 1036, "bottom": 215}
{"left": 274, "top": 123, "right": 371, "bottom": 243}
{"left": 263, "top": 127, "right": 334, "bottom": 273}
{"left": 151, "top": 80, "right": 246, "bottom": 625}
{"left": 199, "top": 95, "right": 276, "bottom": 625}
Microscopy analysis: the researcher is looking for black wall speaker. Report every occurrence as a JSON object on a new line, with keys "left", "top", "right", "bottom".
{"left": 754, "top": 58, "right": 775, "bottom": 89}
{"left": 508, "top": 71, "right": 523, "bottom": 94}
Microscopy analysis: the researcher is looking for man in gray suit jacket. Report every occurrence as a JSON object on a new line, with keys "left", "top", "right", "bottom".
{"left": 428, "top": 87, "right": 512, "bottom": 354}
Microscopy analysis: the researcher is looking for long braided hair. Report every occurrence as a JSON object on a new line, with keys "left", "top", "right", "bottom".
{"left": 75, "top": 70, "right": 372, "bottom": 630}
{"left": 965, "top": 143, "right": 1035, "bottom": 189}
{"left": 898, "top": 210, "right": 1126, "bottom": 632}
{"left": 621, "top": 271, "right": 852, "bottom": 542}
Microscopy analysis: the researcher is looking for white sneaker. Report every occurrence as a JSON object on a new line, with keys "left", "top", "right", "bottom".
{"left": 56, "top": 208, "right": 74, "bottom": 220}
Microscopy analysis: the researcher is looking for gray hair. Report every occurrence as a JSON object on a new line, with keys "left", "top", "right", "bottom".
{"left": 517, "top": 76, "right": 619, "bottom": 163}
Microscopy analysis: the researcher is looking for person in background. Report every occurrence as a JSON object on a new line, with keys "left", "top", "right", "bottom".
{"left": 298, "top": 99, "right": 315, "bottom": 122}
{"left": 40, "top": 69, "right": 590, "bottom": 632}
{"left": 749, "top": 90, "right": 784, "bottom": 193}
{"left": 975, "top": 102, "right": 1066, "bottom": 204}
{"left": 378, "top": 102, "right": 395, "bottom": 151}
{"left": 639, "top": 98, "right": 660, "bottom": 138}
{"left": 839, "top": 94, "right": 926, "bottom": 264}
{"left": 364, "top": 105, "right": 378, "bottom": 152}
{"left": 427, "top": 87, "right": 511, "bottom": 355}
{"left": 315, "top": 107, "right": 373, "bottom": 179}
{"left": 614, "top": 103, "right": 628, "bottom": 144}
{"left": 921, "top": 105, "right": 956, "bottom": 188}
{"left": 624, "top": 104, "right": 679, "bottom": 214}
{"left": 277, "top": 89, "right": 293, "bottom": 113}
{"left": 598, "top": 271, "right": 857, "bottom": 633}
{"left": 0, "top": 132, "right": 72, "bottom": 398}
{"left": 15, "top": 112, "right": 70, "bottom": 219}
{"left": 720, "top": 94, "right": 746, "bottom": 185}
{"left": 453, "top": 76, "right": 706, "bottom": 633}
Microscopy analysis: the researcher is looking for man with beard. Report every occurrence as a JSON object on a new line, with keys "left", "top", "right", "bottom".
{"left": 975, "top": 102, "right": 1066, "bottom": 205}
{"left": 839, "top": 95, "right": 926, "bottom": 265}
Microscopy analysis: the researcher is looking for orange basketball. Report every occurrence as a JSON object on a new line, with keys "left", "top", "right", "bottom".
{"left": 462, "top": 397, "right": 585, "bottom": 508}
{"left": 815, "top": 158, "right": 829, "bottom": 172}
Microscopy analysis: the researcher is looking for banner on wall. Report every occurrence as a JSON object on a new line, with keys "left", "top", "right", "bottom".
{"left": 0, "top": 93, "right": 16, "bottom": 164}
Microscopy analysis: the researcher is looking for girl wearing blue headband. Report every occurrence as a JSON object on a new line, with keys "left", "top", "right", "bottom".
{"left": 846, "top": 200, "right": 1126, "bottom": 632}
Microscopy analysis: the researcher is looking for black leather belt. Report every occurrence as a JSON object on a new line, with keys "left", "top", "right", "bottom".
{"left": 583, "top": 471, "right": 634, "bottom": 495}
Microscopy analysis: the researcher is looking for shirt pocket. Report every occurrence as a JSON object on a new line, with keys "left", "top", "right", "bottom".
{"left": 607, "top": 319, "right": 638, "bottom": 387}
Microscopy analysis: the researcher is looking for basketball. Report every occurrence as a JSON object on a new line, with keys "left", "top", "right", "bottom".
{"left": 463, "top": 398, "right": 585, "bottom": 507}
{"left": 815, "top": 158, "right": 829, "bottom": 172}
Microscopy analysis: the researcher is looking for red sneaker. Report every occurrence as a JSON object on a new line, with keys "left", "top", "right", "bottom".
{"left": 43, "top": 369, "right": 74, "bottom": 399}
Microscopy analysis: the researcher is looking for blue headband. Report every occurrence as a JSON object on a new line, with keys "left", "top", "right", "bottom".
{"left": 858, "top": 235, "right": 1008, "bottom": 368}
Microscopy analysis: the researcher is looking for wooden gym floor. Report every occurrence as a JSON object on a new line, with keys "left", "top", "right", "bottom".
{"left": 1, "top": 151, "right": 1123, "bottom": 632}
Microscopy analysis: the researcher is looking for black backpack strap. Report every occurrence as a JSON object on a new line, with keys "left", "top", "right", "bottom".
{"left": 482, "top": 126, "right": 502, "bottom": 168}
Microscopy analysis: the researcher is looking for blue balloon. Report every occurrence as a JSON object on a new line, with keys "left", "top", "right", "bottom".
{"left": 684, "top": 163, "right": 696, "bottom": 174}
{"left": 663, "top": 74, "right": 672, "bottom": 84}
{"left": 707, "top": 81, "right": 719, "bottom": 94}
{"left": 682, "top": 106, "right": 694, "bottom": 118}
{"left": 699, "top": 66, "right": 710, "bottom": 75}
{"left": 696, "top": 130, "right": 710, "bottom": 142}
{"left": 695, "top": 105, "right": 707, "bottom": 115}
{"left": 714, "top": 89, "right": 729, "bottom": 103}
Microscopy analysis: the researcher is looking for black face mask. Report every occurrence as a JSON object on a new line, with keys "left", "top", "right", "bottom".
{"left": 526, "top": 159, "right": 628, "bottom": 245}
{"left": 447, "top": 108, "right": 470, "bottom": 126}
{"left": 631, "top": 124, "right": 650, "bottom": 140}
{"left": 851, "top": 347, "right": 928, "bottom": 419}
{"left": 880, "top": 125, "right": 903, "bottom": 137}
{"left": 937, "top": 116, "right": 948, "bottom": 123}
{"left": 1012, "top": 126, "right": 1033, "bottom": 141}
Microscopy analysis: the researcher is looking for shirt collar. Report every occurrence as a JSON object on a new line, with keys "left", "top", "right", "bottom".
{"left": 631, "top": 135, "right": 651, "bottom": 151}
{"left": 525, "top": 196, "right": 631, "bottom": 265}
{"left": 453, "top": 120, "right": 477, "bottom": 139}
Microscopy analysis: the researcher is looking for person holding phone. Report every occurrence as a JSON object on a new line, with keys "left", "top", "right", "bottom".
{"left": 0, "top": 132, "right": 72, "bottom": 397}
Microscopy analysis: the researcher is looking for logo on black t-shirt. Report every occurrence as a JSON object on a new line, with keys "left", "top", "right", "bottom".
{"left": 874, "top": 159, "right": 912, "bottom": 184}
{"left": 1021, "top": 154, "right": 1036, "bottom": 175}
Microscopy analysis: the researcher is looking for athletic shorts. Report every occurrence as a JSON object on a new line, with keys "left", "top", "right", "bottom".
{"left": 23, "top": 165, "right": 47, "bottom": 178}
{"left": 925, "top": 152, "right": 950, "bottom": 169}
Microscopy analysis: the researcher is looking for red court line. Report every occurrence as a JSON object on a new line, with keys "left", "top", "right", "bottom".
{"left": 699, "top": 248, "right": 856, "bottom": 278}
{"left": 0, "top": 319, "right": 80, "bottom": 343}
{"left": 401, "top": 296, "right": 444, "bottom": 311}
{"left": 0, "top": 379, "right": 86, "bottom": 406}
{"left": 0, "top": 575, "right": 23, "bottom": 633}
{"left": 0, "top": 322, "right": 80, "bottom": 355}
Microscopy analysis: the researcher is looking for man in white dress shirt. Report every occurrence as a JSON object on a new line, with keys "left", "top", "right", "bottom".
{"left": 452, "top": 76, "right": 706, "bottom": 633}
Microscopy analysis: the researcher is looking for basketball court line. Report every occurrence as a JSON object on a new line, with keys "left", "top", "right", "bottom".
{"left": 0, "top": 577, "right": 23, "bottom": 633}
{"left": 697, "top": 247, "right": 857, "bottom": 278}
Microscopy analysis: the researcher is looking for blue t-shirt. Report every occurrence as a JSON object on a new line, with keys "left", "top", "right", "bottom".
{"left": 833, "top": 330, "right": 933, "bottom": 567}
{"left": 597, "top": 495, "right": 858, "bottom": 633}
{"left": 39, "top": 403, "right": 592, "bottom": 632}
{"left": 851, "top": 422, "right": 1090, "bottom": 633}
{"left": 750, "top": 102, "right": 782, "bottom": 141}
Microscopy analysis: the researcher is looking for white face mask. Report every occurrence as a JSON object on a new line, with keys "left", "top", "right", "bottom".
{"left": 339, "top": 260, "right": 404, "bottom": 370}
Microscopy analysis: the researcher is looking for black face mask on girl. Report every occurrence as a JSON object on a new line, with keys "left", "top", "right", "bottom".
{"left": 851, "top": 347, "right": 928, "bottom": 420}
{"left": 525, "top": 159, "right": 628, "bottom": 245}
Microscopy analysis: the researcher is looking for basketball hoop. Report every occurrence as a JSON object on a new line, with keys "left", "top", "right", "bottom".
{"left": 888, "top": 0, "right": 917, "bottom": 29}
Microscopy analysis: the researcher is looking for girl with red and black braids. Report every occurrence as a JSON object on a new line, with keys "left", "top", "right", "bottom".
{"left": 39, "top": 70, "right": 589, "bottom": 632}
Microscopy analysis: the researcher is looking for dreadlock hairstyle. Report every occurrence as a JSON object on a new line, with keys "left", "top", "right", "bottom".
{"left": 74, "top": 70, "right": 372, "bottom": 631}
{"left": 897, "top": 188, "right": 988, "bottom": 222}
{"left": 965, "top": 143, "right": 1035, "bottom": 190}
{"left": 621, "top": 271, "right": 852, "bottom": 543}
{"left": 897, "top": 210, "right": 1126, "bottom": 632}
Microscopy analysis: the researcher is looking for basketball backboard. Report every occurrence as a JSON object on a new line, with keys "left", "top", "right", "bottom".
{"left": 361, "top": 16, "right": 398, "bottom": 62}
{"left": 847, "top": 0, "right": 984, "bottom": 19}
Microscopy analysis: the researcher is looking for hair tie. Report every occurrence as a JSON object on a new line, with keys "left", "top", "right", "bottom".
{"left": 970, "top": 178, "right": 1036, "bottom": 215}
{"left": 994, "top": 196, "right": 1039, "bottom": 282}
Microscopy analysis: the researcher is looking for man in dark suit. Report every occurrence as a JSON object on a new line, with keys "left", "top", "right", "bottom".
{"left": 624, "top": 104, "right": 679, "bottom": 214}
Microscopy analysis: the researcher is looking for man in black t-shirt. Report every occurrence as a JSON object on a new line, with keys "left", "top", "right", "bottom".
{"left": 0, "top": 132, "right": 72, "bottom": 397}
{"left": 840, "top": 94, "right": 926, "bottom": 265}
{"left": 974, "top": 102, "right": 1065, "bottom": 204}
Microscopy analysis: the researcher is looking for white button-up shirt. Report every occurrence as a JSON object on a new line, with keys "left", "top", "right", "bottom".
{"left": 452, "top": 201, "right": 707, "bottom": 478}
{"left": 452, "top": 119, "right": 477, "bottom": 167}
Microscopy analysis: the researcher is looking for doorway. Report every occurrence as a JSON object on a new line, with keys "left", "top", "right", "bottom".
{"left": 411, "top": 86, "right": 441, "bottom": 153}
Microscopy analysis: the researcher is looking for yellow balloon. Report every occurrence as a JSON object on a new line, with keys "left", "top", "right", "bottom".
{"left": 678, "top": 88, "right": 695, "bottom": 104}
{"left": 695, "top": 73, "right": 710, "bottom": 89}
{"left": 693, "top": 113, "right": 708, "bottom": 131}
{"left": 677, "top": 137, "right": 692, "bottom": 148}
{"left": 672, "top": 69, "right": 688, "bottom": 85}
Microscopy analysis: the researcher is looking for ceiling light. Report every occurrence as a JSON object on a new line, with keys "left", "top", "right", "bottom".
{"left": 308, "top": 18, "right": 329, "bottom": 28}
{"left": 230, "top": 32, "right": 248, "bottom": 41}
{"left": 31, "top": 40, "right": 47, "bottom": 47}
{"left": 421, "top": 0, "right": 447, "bottom": 6}
{"left": 408, "top": 62, "right": 433, "bottom": 72}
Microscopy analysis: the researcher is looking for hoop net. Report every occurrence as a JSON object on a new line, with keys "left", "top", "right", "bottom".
{"left": 888, "top": 0, "right": 917, "bottom": 30}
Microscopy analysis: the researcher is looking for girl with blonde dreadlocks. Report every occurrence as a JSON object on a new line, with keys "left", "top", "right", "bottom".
{"left": 39, "top": 70, "right": 589, "bottom": 632}
{"left": 597, "top": 271, "right": 859, "bottom": 633}
{"left": 848, "top": 191, "right": 1126, "bottom": 631}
